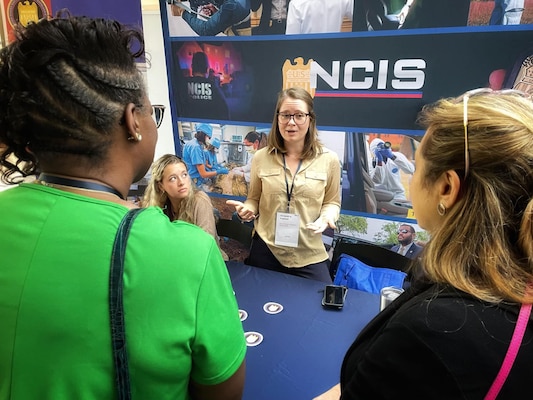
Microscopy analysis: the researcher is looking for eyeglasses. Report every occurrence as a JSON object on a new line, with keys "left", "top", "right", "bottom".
{"left": 152, "top": 105, "right": 166, "bottom": 128}
{"left": 397, "top": 229, "right": 410, "bottom": 234}
{"left": 277, "top": 112, "right": 310, "bottom": 125}
{"left": 460, "top": 88, "right": 529, "bottom": 178}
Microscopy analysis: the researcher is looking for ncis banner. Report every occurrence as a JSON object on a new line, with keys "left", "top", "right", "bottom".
{"left": 168, "top": 27, "right": 533, "bottom": 132}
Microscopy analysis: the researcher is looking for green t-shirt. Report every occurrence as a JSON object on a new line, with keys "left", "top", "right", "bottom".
{"left": 0, "top": 183, "right": 246, "bottom": 399}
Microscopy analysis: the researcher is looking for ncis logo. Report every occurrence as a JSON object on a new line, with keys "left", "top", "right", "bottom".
{"left": 283, "top": 57, "right": 426, "bottom": 99}
{"left": 282, "top": 57, "right": 315, "bottom": 97}
{"left": 188, "top": 82, "right": 213, "bottom": 100}
{"left": 7, "top": 0, "right": 49, "bottom": 30}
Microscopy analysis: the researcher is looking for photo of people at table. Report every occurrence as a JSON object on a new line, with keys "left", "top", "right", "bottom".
{"left": 176, "top": 119, "right": 421, "bottom": 223}
{"left": 177, "top": 120, "right": 346, "bottom": 196}
{"left": 177, "top": 121, "right": 262, "bottom": 195}
{"left": 166, "top": 0, "right": 252, "bottom": 36}
{"left": 165, "top": 0, "right": 533, "bottom": 38}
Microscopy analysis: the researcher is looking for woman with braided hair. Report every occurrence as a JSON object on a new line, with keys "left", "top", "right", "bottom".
{"left": 0, "top": 13, "right": 245, "bottom": 400}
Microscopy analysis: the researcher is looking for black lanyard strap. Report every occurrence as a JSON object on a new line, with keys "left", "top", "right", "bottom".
{"left": 282, "top": 154, "right": 302, "bottom": 212}
{"left": 39, "top": 173, "right": 125, "bottom": 200}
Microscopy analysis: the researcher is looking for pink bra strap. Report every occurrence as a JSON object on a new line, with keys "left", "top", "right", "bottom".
{"left": 484, "top": 302, "right": 532, "bottom": 400}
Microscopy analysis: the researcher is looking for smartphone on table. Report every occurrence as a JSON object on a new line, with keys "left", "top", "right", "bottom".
{"left": 322, "top": 285, "right": 347, "bottom": 309}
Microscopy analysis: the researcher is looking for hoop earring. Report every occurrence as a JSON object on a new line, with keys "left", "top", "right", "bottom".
{"left": 437, "top": 203, "right": 447, "bottom": 216}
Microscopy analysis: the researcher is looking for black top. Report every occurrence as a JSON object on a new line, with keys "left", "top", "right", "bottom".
{"left": 340, "top": 282, "right": 533, "bottom": 399}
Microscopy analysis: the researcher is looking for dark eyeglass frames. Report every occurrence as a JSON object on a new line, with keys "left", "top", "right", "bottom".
{"left": 397, "top": 229, "right": 410, "bottom": 234}
{"left": 152, "top": 105, "right": 166, "bottom": 128}
{"left": 277, "top": 112, "right": 310, "bottom": 125}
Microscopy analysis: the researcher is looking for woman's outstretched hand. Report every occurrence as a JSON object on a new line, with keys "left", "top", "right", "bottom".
{"left": 226, "top": 199, "right": 256, "bottom": 222}
{"left": 306, "top": 216, "right": 336, "bottom": 234}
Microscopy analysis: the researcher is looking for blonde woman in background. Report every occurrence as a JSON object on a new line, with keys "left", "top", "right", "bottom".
{"left": 143, "top": 154, "right": 228, "bottom": 260}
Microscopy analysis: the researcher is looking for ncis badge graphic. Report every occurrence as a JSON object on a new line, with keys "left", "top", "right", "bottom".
{"left": 7, "top": 0, "right": 49, "bottom": 30}
{"left": 282, "top": 57, "right": 315, "bottom": 97}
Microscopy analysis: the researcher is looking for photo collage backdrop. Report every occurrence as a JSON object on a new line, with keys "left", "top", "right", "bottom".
{"left": 158, "top": 0, "right": 533, "bottom": 238}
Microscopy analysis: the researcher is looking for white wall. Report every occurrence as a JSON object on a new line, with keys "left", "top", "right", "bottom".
{"left": 142, "top": 10, "right": 176, "bottom": 160}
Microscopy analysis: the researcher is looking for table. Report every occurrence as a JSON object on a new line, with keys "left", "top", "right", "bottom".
{"left": 226, "top": 261, "right": 380, "bottom": 400}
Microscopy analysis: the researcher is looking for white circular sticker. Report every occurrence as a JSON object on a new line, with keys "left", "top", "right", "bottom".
{"left": 238, "top": 309, "right": 248, "bottom": 321}
{"left": 244, "top": 331, "right": 263, "bottom": 347}
{"left": 263, "top": 302, "right": 283, "bottom": 314}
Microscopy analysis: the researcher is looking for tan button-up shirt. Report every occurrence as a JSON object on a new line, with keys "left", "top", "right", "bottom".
{"left": 244, "top": 146, "right": 341, "bottom": 268}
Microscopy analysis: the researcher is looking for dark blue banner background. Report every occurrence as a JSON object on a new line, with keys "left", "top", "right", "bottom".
{"left": 169, "top": 27, "right": 533, "bottom": 132}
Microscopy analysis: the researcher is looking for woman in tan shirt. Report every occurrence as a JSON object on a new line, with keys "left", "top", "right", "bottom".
{"left": 228, "top": 87, "right": 341, "bottom": 282}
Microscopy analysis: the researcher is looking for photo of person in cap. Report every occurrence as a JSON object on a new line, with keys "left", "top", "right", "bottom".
{"left": 182, "top": 123, "right": 228, "bottom": 188}
{"left": 204, "top": 137, "right": 228, "bottom": 174}
{"left": 176, "top": 51, "right": 231, "bottom": 121}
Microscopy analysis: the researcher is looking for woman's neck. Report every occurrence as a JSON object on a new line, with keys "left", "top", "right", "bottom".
{"left": 283, "top": 151, "right": 303, "bottom": 175}
{"left": 169, "top": 198, "right": 182, "bottom": 219}
{"left": 284, "top": 143, "right": 304, "bottom": 159}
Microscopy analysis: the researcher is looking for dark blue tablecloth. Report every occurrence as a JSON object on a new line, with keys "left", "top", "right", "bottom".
{"left": 226, "top": 261, "right": 380, "bottom": 400}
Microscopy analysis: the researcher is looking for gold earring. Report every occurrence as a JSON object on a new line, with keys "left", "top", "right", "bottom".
{"left": 127, "top": 132, "right": 142, "bottom": 142}
{"left": 437, "top": 203, "right": 447, "bottom": 216}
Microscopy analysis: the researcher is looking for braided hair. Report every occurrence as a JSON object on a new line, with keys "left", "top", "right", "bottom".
{"left": 0, "top": 12, "right": 146, "bottom": 183}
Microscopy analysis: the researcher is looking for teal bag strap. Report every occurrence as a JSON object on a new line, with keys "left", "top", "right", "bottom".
{"left": 109, "top": 208, "right": 145, "bottom": 400}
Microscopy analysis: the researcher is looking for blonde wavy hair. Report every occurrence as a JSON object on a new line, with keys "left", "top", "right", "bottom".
{"left": 267, "top": 87, "right": 323, "bottom": 160}
{"left": 142, "top": 154, "right": 199, "bottom": 223}
{"left": 416, "top": 90, "right": 533, "bottom": 304}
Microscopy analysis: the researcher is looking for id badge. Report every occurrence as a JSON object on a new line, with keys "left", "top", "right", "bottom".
{"left": 275, "top": 212, "right": 300, "bottom": 247}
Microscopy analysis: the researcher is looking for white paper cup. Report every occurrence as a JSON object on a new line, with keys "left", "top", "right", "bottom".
{"left": 380, "top": 286, "right": 404, "bottom": 311}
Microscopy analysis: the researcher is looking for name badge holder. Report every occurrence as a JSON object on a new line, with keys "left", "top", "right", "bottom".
{"left": 274, "top": 156, "right": 302, "bottom": 248}
{"left": 275, "top": 210, "right": 300, "bottom": 247}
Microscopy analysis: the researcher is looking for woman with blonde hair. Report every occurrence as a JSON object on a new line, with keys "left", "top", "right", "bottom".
{"left": 143, "top": 154, "right": 228, "bottom": 260}
{"left": 327, "top": 89, "right": 533, "bottom": 399}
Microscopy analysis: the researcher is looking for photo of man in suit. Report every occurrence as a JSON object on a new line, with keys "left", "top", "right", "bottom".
{"left": 390, "top": 224, "right": 423, "bottom": 259}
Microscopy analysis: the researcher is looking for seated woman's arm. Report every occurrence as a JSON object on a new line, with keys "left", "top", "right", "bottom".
{"left": 192, "top": 191, "right": 218, "bottom": 240}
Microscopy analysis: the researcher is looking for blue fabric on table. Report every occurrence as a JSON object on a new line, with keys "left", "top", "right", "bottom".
{"left": 333, "top": 254, "right": 406, "bottom": 295}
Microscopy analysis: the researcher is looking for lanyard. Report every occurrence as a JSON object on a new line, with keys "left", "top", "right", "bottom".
{"left": 282, "top": 154, "right": 302, "bottom": 212}
{"left": 38, "top": 173, "right": 125, "bottom": 199}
